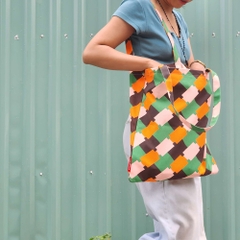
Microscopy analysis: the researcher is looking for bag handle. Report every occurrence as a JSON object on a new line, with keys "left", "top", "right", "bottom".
{"left": 160, "top": 65, "right": 221, "bottom": 132}
{"left": 125, "top": 37, "right": 221, "bottom": 133}
{"left": 154, "top": 8, "right": 221, "bottom": 132}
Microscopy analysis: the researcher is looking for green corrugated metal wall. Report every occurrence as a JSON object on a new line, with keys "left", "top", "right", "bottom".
{"left": 0, "top": 0, "right": 239, "bottom": 239}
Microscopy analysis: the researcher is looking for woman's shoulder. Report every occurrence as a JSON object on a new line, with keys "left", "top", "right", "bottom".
{"left": 120, "top": 0, "right": 152, "bottom": 8}
{"left": 114, "top": 0, "right": 154, "bottom": 34}
{"left": 118, "top": 0, "right": 155, "bottom": 20}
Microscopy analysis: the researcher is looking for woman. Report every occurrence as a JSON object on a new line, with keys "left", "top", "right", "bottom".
{"left": 83, "top": 0, "right": 207, "bottom": 239}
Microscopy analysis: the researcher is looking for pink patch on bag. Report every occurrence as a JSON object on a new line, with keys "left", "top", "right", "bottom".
{"left": 184, "top": 172, "right": 200, "bottom": 179}
{"left": 186, "top": 114, "right": 199, "bottom": 126}
{"left": 181, "top": 85, "right": 199, "bottom": 103}
{"left": 183, "top": 143, "right": 200, "bottom": 160}
{"left": 139, "top": 106, "right": 147, "bottom": 118}
{"left": 213, "top": 102, "right": 221, "bottom": 118}
{"left": 151, "top": 82, "right": 168, "bottom": 99}
{"left": 213, "top": 75, "right": 221, "bottom": 90}
{"left": 154, "top": 108, "right": 174, "bottom": 126}
{"left": 155, "top": 168, "right": 174, "bottom": 181}
{"left": 129, "top": 161, "right": 145, "bottom": 178}
{"left": 133, "top": 132, "right": 145, "bottom": 148}
{"left": 156, "top": 138, "right": 174, "bottom": 156}
{"left": 212, "top": 164, "right": 219, "bottom": 174}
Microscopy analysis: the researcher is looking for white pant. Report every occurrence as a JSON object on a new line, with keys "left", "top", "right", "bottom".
{"left": 123, "top": 118, "right": 207, "bottom": 240}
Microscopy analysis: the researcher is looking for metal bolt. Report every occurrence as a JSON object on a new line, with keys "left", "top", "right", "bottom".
{"left": 90, "top": 33, "right": 94, "bottom": 38}
{"left": 146, "top": 213, "right": 149, "bottom": 217}
{"left": 89, "top": 171, "right": 93, "bottom": 175}
{"left": 40, "top": 34, "right": 44, "bottom": 39}
{"left": 14, "top": 35, "right": 19, "bottom": 40}
{"left": 40, "top": 173, "right": 43, "bottom": 176}
{"left": 64, "top": 34, "right": 68, "bottom": 39}
{"left": 190, "top": 33, "right": 194, "bottom": 38}
{"left": 212, "top": 32, "right": 216, "bottom": 38}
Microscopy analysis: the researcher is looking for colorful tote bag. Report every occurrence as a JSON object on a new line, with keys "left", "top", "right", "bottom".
{"left": 126, "top": 11, "right": 221, "bottom": 183}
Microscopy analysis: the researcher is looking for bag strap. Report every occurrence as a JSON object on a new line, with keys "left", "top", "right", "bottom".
{"left": 154, "top": 8, "right": 180, "bottom": 64}
{"left": 155, "top": 7, "right": 221, "bottom": 132}
{"left": 160, "top": 65, "right": 221, "bottom": 132}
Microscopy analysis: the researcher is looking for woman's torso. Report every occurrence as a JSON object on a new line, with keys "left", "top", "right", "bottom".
{"left": 113, "top": 0, "right": 191, "bottom": 64}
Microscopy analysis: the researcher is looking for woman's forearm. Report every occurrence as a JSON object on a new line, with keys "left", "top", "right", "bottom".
{"left": 82, "top": 44, "right": 159, "bottom": 71}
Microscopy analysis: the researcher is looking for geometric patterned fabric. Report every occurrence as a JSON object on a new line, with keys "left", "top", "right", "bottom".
{"left": 128, "top": 64, "right": 221, "bottom": 182}
{"left": 126, "top": 9, "right": 221, "bottom": 182}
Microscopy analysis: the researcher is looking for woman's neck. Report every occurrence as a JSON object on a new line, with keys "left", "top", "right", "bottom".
{"left": 157, "top": 0, "right": 174, "bottom": 14}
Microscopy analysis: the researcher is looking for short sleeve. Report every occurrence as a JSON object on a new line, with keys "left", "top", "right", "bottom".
{"left": 112, "top": 0, "right": 147, "bottom": 34}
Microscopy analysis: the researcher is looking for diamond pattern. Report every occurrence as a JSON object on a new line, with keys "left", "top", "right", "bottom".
{"left": 126, "top": 51, "right": 221, "bottom": 182}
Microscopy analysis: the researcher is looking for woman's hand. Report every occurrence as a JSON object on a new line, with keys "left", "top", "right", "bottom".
{"left": 189, "top": 61, "right": 208, "bottom": 77}
{"left": 189, "top": 62, "right": 206, "bottom": 72}
{"left": 146, "top": 59, "right": 163, "bottom": 69}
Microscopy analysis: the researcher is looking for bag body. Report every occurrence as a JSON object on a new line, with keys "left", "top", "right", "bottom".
{"left": 126, "top": 7, "right": 221, "bottom": 183}
{"left": 128, "top": 64, "right": 221, "bottom": 182}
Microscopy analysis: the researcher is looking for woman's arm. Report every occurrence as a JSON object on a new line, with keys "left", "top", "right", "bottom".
{"left": 82, "top": 16, "right": 160, "bottom": 71}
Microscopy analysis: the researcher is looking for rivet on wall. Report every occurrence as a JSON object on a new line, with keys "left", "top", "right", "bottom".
{"left": 40, "top": 34, "right": 44, "bottom": 39}
{"left": 190, "top": 33, "right": 194, "bottom": 38}
{"left": 212, "top": 32, "right": 216, "bottom": 38}
{"left": 146, "top": 213, "right": 149, "bottom": 217}
{"left": 90, "top": 33, "right": 94, "bottom": 38}
{"left": 64, "top": 34, "right": 68, "bottom": 39}
{"left": 14, "top": 35, "right": 19, "bottom": 40}
{"left": 89, "top": 171, "right": 93, "bottom": 175}
{"left": 40, "top": 173, "right": 43, "bottom": 176}
{"left": 236, "top": 31, "right": 240, "bottom": 37}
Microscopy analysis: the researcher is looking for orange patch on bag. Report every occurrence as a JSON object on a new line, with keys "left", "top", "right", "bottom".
{"left": 174, "top": 98, "right": 187, "bottom": 112}
{"left": 165, "top": 78, "right": 173, "bottom": 92}
{"left": 170, "top": 69, "right": 183, "bottom": 86}
{"left": 144, "top": 93, "right": 156, "bottom": 110}
{"left": 169, "top": 126, "right": 187, "bottom": 144}
{"left": 196, "top": 132, "right": 206, "bottom": 148}
{"left": 140, "top": 150, "right": 159, "bottom": 167}
{"left": 130, "top": 103, "right": 141, "bottom": 118}
{"left": 196, "top": 102, "right": 209, "bottom": 119}
{"left": 126, "top": 40, "right": 133, "bottom": 55}
{"left": 198, "top": 161, "right": 206, "bottom": 175}
{"left": 144, "top": 68, "right": 154, "bottom": 83}
{"left": 194, "top": 75, "right": 207, "bottom": 91}
{"left": 141, "top": 121, "right": 159, "bottom": 139}
{"left": 132, "top": 76, "right": 145, "bottom": 93}
{"left": 146, "top": 178, "right": 157, "bottom": 182}
{"left": 168, "top": 104, "right": 175, "bottom": 114}
{"left": 170, "top": 155, "right": 188, "bottom": 173}
{"left": 130, "top": 131, "right": 136, "bottom": 147}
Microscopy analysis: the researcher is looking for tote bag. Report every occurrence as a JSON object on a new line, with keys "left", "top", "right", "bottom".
{"left": 126, "top": 10, "right": 221, "bottom": 183}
